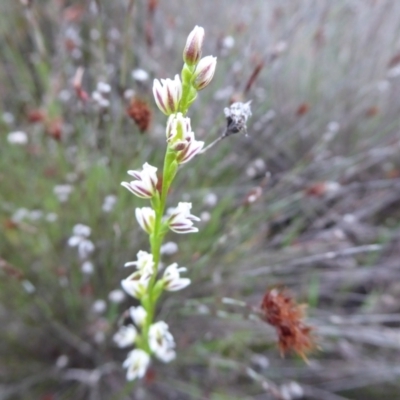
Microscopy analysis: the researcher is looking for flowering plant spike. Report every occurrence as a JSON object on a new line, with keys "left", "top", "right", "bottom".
{"left": 115, "top": 26, "right": 218, "bottom": 381}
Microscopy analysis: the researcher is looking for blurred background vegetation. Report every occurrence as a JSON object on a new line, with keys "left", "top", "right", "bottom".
{"left": 2, "top": 0, "right": 400, "bottom": 399}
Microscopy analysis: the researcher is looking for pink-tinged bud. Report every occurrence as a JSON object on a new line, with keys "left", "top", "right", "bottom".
{"left": 192, "top": 56, "right": 217, "bottom": 90}
{"left": 167, "top": 202, "right": 200, "bottom": 234}
{"left": 152, "top": 75, "right": 182, "bottom": 115}
{"left": 121, "top": 163, "right": 158, "bottom": 199}
{"left": 135, "top": 207, "right": 156, "bottom": 234}
{"left": 183, "top": 25, "right": 205, "bottom": 66}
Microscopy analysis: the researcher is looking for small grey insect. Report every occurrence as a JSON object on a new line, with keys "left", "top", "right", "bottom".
{"left": 223, "top": 100, "right": 252, "bottom": 137}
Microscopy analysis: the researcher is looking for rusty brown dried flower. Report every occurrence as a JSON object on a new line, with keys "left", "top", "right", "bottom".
{"left": 127, "top": 97, "right": 152, "bottom": 133}
{"left": 261, "top": 287, "right": 315, "bottom": 360}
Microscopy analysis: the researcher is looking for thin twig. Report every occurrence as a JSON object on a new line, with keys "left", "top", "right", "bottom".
{"left": 245, "top": 244, "right": 383, "bottom": 277}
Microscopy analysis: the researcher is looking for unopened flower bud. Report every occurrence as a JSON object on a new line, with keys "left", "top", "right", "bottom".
{"left": 153, "top": 75, "right": 182, "bottom": 115}
{"left": 135, "top": 207, "right": 156, "bottom": 234}
{"left": 183, "top": 26, "right": 204, "bottom": 66}
{"left": 192, "top": 56, "right": 217, "bottom": 90}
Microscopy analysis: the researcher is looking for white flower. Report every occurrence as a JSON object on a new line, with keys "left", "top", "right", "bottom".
{"left": 96, "top": 81, "right": 111, "bottom": 94}
{"left": 129, "top": 306, "right": 147, "bottom": 327}
{"left": 102, "top": 194, "right": 117, "bottom": 212}
{"left": 11, "top": 208, "right": 29, "bottom": 222}
{"left": 131, "top": 68, "right": 149, "bottom": 82}
{"left": 121, "top": 271, "right": 151, "bottom": 299}
{"left": 192, "top": 56, "right": 217, "bottom": 90}
{"left": 68, "top": 224, "right": 95, "bottom": 259}
{"left": 167, "top": 202, "right": 200, "bottom": 234}
{"left": 123, "top": 349, "right": 151, "bottom": 381}
{"left": 175, "top": 130, "right": 204, "bottom": 164}
{"left": 108, "top": 289, "right": 126, "bottom": 304}
{"left": 153, "top": 74, "right": 182, "bottom": 116}
{"left": 72, "top": 224, "right": 91, "bottom": 237}
{"left": 124, "top": 250, "right": 155, "bottom": 275}
{"left": 113, "top": 325, "right": 137, "bottom": 348}
{"left": 166, "top": 114, "right": 203, "bottom": 163}
{"left": 162, "top": 263, "right": 191, "bottom": 291}
{"left": 7, "top": 131, "right": 28, "bottom": 145}
{"left": 81, "top": 261, "right": 94, "bottom": 275}
{"left": 53, "top": 184, "right": 73, "bottom": 203}
{"left": 148, "top": 321, "right": 176, "bottom": 363}
{"left": 160, "top": 241, "right": 178, "bottom": 255}
{"left": 135, "top": 207, "right": 156, "bottom": 234}
{"left": 92, "top": 299, "right": 107, "bottom": 314}
{"left": 166, "top": 112, "right": 191, "bottom": 144}
{"left": 121, "top": 163, "right": 158, "bottom": 199}
{"left": 183, "top": 25, "right": 204, "bottom": 66}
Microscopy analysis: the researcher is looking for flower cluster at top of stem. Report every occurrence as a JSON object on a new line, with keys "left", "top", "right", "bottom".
{"left": 114, "top": 26, "right": 217, "bottom": 381}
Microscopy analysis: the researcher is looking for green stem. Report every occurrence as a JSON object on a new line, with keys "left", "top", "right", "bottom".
{"left": 141, "top": 145, "right": 177, "bottom": 349}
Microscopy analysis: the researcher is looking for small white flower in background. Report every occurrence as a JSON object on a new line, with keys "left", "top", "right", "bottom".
{"left": 135, "top": 207, "right": 156, "bottom": 234}
{"left": 7, "top": 131, "right": 28, "bottom": 145}
{"left": 53, "top": 184, "right": 73, "bottom": 203}
{"left": 131, "top": 68, "right": 149, "bottom": 82}
{"left": 45, "top": 213, "right": 58, "bottom": 222}
{"left": 280, "top": 381, "right": 304, "bottom": 400}
{"left": 108, "top": 289, "right": 126, "bottom": 304}
{"left": 81, "top": 261, "right": 94, "bottom": 275}
{"left": 246, "top": 158, "right": 266, "bottom": 178}
{"left": 21, "top": 280, "right": 35, "bottom": 294}
{"left": 94, "top": 331, "right": 106, "bottom": 344}
{"left": 221, "top": 35, "right": 235, "bottom": 50}
{"left": 92, "top": 299, "right": 107, "bottom": 314}
{"left": 96, "top": 81, "right": 111, "bottom": 94}
{"left": 72, "top": 223, "right": 91, "bottom": 238}
{"left": 153, "top": 74, "right": 182, "bottom": 116}
{"left": 12, "top": 208, "right": 29, "bottom": 223}
{"left": 121, "top": 271, "right": 151, "bottom": 299}
{"left": 167, "top": 202, "right": 200, "bottom": 234}
{"left": 102, "top": 194, "right": 117, "bottom": 212}
{"left": 55, "top": 354, "right": 69, "bottom": 369}
{"left": 68, "top": 224, "right": 95, "bottom": 259}
{"left": 77, "top": 240, "right": 95, "bottom": 259}
{"left": 183, "top": 25, "right": 204, "bottom": 66}
{"left": 200, "top": 211, "right": 211, "bottom": 222}
{"left": 160, "top": 241, "right": 178, "bottom": 256}
{"left": 29, "top": 210, "right": 43, "bottom": 221}
{"left": 124, "top": 250, "right": 155, "bottom": 275}
{"left": 2, "top": 112, "right": 15, "bottom": 125}
{"left": 224, "top": 101, "right": 252, "bottom": 136}
{"left": 121, "top": 163, "right": 158, "bottom": 199}
{"left": 92, "top": 90, "right": 110, "bottom": 109}
{"left": 192, "top": 56, "right": 217, "bottom": 90}
{"left": 162, "top": 263, "right": 191, "bottom": 291}
{"left": 129, "top": 306, "right": 147, "bottom": 328}
{"left": 124, "top": 89, "right": 135, "bottom": 100}
{"left": 327, "top": 121, "right": 340, "bottom": 133}
{"left": 148, "top": 321, "right": 176, "bottom": 363}
{"left": 113, "top": 325, "right": 137, "bottom": 348}
{"left": 123, "top": 349, "right": 151, "bottom": 381}
{"left": 203, "top": 192, "right": 218, "bottom": 207}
